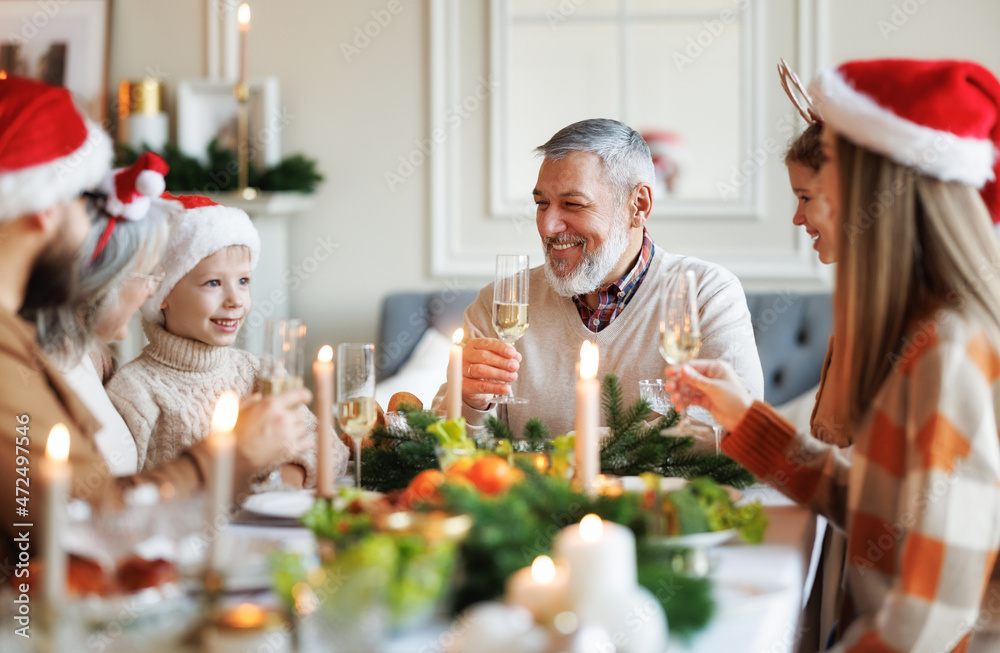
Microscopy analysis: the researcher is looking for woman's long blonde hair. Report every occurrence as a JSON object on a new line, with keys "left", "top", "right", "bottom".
{"left": 832, "top": 136, "right": 1000, "bottom": 429}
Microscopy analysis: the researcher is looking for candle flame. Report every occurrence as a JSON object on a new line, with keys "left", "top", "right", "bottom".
{"left": 452, "top": 328, "right": 464, "bottom": 345}
{"left": 579, "top": 514, "right": 603, "bottom": 542}
{"left": 212, "top": 391, "right": 240, "bottom": 433}
{"left": 579, "top": 341, "right": 598, "bottom": 379}
{"left": 0, "top": 70, "right": 7, "bottom": 80}
{"left": 45, "top": 423, "right": 69, "bottom": 461}
{"left": 531, "top": 555, "right": 556, "bottom": 584}
{"left": 318, "top": 345, "right": 333, "bottom": 363}
{"left": 223, "top": 603, "right": 265, "bottom": 628}
{"left": 237, "top": 3, "right": 251, "bottom": 26}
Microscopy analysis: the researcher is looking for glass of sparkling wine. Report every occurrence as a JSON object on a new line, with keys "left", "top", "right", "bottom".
{"left": 659, "top": 270, "right": 705, "bottom": 439}
{"left": 336, "top": 343, "right": 376, "bottom": 489}
{"left": 259, "top": 319, "right": 307, "bottom": 488}
{"left": 261, "top": 319, "right": 307, "bottom": 394}
{"left": 492, "top": 254, "right": 530, "bottom": 404}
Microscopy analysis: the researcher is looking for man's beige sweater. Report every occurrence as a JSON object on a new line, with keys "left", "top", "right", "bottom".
{"left": 107, "top": 321, "right": 347, "bottom": 485}
{"left": 438, "top": 248, "right": 764, "bottom": 437}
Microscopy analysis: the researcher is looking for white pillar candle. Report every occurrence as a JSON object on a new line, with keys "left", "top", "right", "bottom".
{"left": 237, "top": 4, "right": 250, "bottom": 86}
{"left": 208, "top": 392, "right": 239, "bottom": 572}
{"left": 223, "top": 0, "right": 237, "bottom": 82}
{"left": 313, "top": 346, "right": 335, "bottom": 497}
{"left": 575, "top": 341, "right": 600, "bottom": 496}
{"left": 43, "top": 424, "right": 70, "bottom": 607}
{"left": 446, "top": 328, "right": 464, "bottom": 420}
{"left": 553, "top": 514, "right": 637, "bottom": 622}
{"left": 505, "top": 555, "right": 570, "bottom": 626}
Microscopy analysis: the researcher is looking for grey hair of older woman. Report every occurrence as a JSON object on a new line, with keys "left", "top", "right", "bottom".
{"left": 30, "top": 198, "right": 172, "bottom": 363}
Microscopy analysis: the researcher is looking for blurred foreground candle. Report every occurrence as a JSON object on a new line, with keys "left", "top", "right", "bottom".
{"left": 575, "top": 341, "right": 599, "bottom": 496}
{"left": 43, "top": 424, "right": 70, "bottom": 607}
{"left": 208, "top": 392, "right": 239, "bottom": 571}
{"left": 506, "top": 555, "right": 569, "bottom": 626}
{"left": 313, "top": 346, "right": 335, "bottom": 497}
{"left": 446, "top": 328, "right": 464, "bottom": 420}
{"left": 553, "top": 514, "right": 636, "bottom": 622}
{"left": 205, "top": 602, "right": 292, "bottom": 653}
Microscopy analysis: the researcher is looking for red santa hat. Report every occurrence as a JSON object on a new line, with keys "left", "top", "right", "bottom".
{"left": 0, "top": 75, "right": 112, "bottom": 221}
{"left": 141, "top": 193, "right": 261, "bottom": 324}
{"left": 808, "top": 59, "right": 1000, "bottom": 223}
{"left": 90, "top": 152, "right": 169, "bottom": 262}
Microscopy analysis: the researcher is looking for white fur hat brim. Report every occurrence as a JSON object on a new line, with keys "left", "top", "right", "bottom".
{"left": 141, "top": 200, "right": 261, "bottom": 324}
{"left": 0, "top": 118, "right": 112, "bottom": 221}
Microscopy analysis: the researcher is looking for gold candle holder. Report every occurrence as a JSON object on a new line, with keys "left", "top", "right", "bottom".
{"left": 235, "top": 82, "right": 250, "bottom": 193}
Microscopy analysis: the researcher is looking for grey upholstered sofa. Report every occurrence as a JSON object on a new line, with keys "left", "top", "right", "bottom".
{"left": 376, "top": 289, "right": 832, "bottom": 407}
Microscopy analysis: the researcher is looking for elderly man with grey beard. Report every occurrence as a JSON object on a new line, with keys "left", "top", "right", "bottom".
{"left": 435, "top": 118, "right": 764, "bottom": 437}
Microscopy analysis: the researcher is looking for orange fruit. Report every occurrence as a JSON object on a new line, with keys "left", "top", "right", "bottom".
{"left": 445, "top": 457, "right": 476, "bottom": 479}
{"left": 405, "top": 469, "right": 447, "bottom": 506}
{"left": 467, "top": 456, "right": 519, "bottom": 495}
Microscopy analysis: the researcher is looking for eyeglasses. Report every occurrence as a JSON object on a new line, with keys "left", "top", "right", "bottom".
{"left": 81, "top": 191, "right": 108, "bottom": 220}
{"left": 128, "top": 271, "right": 166, "bottom": 293}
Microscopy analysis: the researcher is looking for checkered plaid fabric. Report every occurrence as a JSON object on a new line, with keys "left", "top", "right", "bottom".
{"left": 723, "top": 310, "right": 1000, "bottom": 652}
{"left": 572, "top": 228, "right": 654, "bottom": 332}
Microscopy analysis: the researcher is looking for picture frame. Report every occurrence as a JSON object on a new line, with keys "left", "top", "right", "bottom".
{"left": 176, "top": 77, "right": 282, "bottom": 170}
{"left": 0, "top": 0, "right": 111, "bottom": 122}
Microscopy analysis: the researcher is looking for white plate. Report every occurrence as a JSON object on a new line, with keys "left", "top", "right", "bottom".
{"left": 653, "top": 528, "right": 737, "bottom": 549}
{"left": 242, "top": 489, "right": 316, "bottom": 519}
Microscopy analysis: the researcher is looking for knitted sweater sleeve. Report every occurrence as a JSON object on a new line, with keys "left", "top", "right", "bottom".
{"left": 106, "top": 365, "right": 160, "bottom": 471}
{"left": 830, "top": 329, "right": 1000, "bottom": 653}
{"left": 722, "top": 400, "right": 852, "bottom": 529}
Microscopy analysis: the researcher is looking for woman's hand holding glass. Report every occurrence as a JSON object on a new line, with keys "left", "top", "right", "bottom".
{"left": 663, "top": 360, "right": 753, "bottom": 434}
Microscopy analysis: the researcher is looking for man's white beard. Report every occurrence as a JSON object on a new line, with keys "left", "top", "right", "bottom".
{"left": 543, "top": 218, "right": 631, "bottom": 297}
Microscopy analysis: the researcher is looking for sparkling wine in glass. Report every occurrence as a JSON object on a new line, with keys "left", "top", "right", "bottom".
{"left": 336, "top": 343, "right": 376, "bottom": 489}
{"left": 492, "top": 254, "right": 529, "bottom": 404}
{"left": 261, "top": 319, "right": 307, "bottom": 395}
{"left": 259, "top": 319, "right": 306, "bottom": 489}
{"left": 659, "top": 270, "right": 709, "bottom": 442}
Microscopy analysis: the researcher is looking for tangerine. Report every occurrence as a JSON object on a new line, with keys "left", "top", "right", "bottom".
{"left": 467, "top": 456, "right": 519, "bottom": 495}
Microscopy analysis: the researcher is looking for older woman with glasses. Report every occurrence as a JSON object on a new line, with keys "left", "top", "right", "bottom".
{"left": 23, "top": 155, "right": 174, "bottom": 475}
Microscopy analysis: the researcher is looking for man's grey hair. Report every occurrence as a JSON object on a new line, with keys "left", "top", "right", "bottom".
{"left": 535, "top": 118, "right": 655, "bottom": 205}
{"left": 28, "top": 199, "right": 171, "bottom": 364}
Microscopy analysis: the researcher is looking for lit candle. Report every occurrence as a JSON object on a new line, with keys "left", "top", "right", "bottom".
{"left": 553, "top": 514, "right": 637, "bottom": 622}
{"left": 446, "top": 328, "right": 464, "bottom": 420}
{"left": 206, "top": 602, "right": 293, "bottom": 653}
{"left": 237, "top": 3, "right": 250, "bottom": 86}
{"left": 575, "top": 341, "right": 600, "bottom": 496}
{"left": 505, "top": 555, "right": 570, "bottom": 626}
{"left": 208, "top": 392, "right": 239, "bottom": 572}
{"left": 313, "top": 346, "right": 335, "bottom": 497}
{"left": 43, "top": 424, "right": 70, "bottom": 607}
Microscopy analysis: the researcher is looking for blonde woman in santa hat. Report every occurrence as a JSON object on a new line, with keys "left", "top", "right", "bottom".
{"left": 106, "top": 193, "right": 347, "bottom": 488}
{"left": 0, "top": 76, "right": 314, "bottom": 568}
{"left": 668, "top": 59, "right": 1000, "bottom": 652}
{"left": 24, "top": 153, "right": 174, "bottom": 476}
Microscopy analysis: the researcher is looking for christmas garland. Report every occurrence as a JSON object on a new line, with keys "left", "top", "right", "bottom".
{"left": 360, "top": 373, "right": 755, "bottom": 492}
{"left": 115, "top": 139, "right": 323, "bottom": 193}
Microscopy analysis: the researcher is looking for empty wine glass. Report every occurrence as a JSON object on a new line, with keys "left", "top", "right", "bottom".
{"left": 336, "top": 343, "right": 376, "bottom": 489}
{"left": 492, "top": 254, "right": 530, "bottom": 404}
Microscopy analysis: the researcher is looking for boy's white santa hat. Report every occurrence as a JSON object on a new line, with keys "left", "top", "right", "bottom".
{"left": 142, "top": 193, "right": 261, "bottom": 324}
{"left": 808, "top": 58, "right": 1000, "bottom": 224}
{"left": 0, "top": 75, "right": 113, "bottom": 221}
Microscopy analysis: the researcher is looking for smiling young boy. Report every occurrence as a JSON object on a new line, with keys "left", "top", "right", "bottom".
{"left": 106, "top": 194, "right": 347, "bottom": 486}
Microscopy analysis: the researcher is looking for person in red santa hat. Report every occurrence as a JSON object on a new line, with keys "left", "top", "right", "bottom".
{"left": 0, "top": 77, "right": 313, "bottom": 575}
{"left": 667, "top": 59, "right": 1000, "bottom": 652}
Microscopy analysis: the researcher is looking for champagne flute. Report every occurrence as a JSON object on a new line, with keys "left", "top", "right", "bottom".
{"left": 336, "top": 343, "right": 376, "bottom": 489}
{"left": 658, "top": 270, "right": 707, "bottom": 442}
{"left": 261, "top": 319, "right": 307, "bottom": 394}
{"left": 259, "top": 319, "right": 306, "bottom": 489}
{"left": 492, "top": 254, "right": 530, "bottom": 404}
